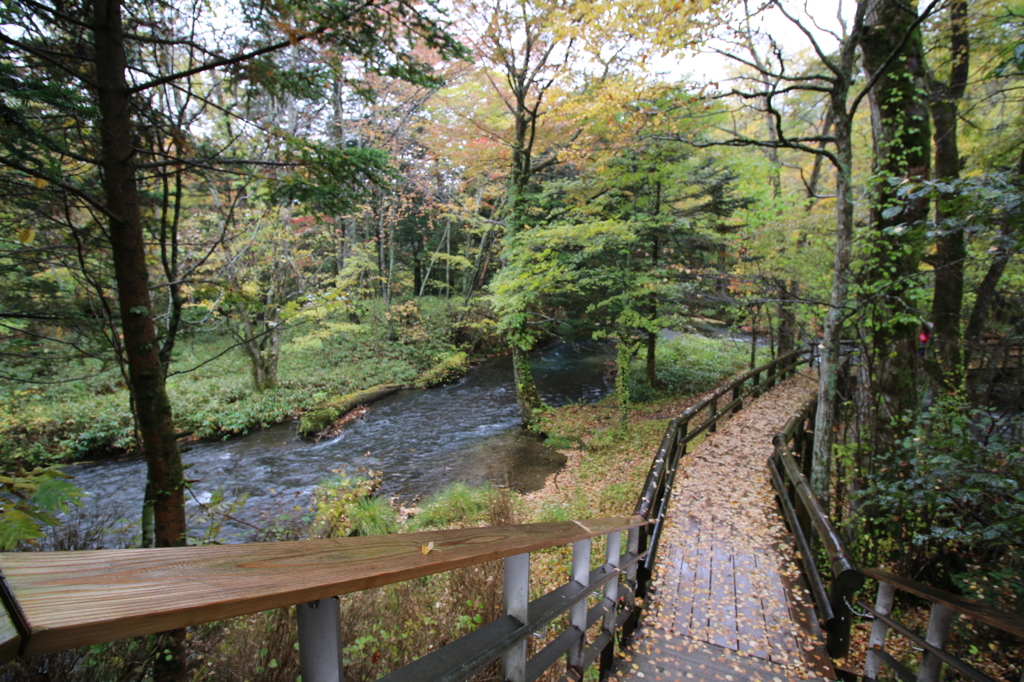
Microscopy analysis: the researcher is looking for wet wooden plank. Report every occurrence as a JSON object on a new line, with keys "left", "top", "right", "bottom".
{"left": 708, "top": 545, "right": 737, "bottom": 650}
{"left": 733, "top": 552, "right": 770, "bottom": 659}
{"left": 687, "top": 519, "right": 714, "bottom": 643}
{"left": 0, "top": 516, "right": 645, "bottom": 658}
{"left": 758, "top": 553, "right": 798, "bottom": 664}
{"left": 671, "top": 516, "right": 699, "bottom": 637}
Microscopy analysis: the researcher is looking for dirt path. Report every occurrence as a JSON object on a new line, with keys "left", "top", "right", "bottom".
{"left": 610, "top": 370, "right": 834, "bottom": 681}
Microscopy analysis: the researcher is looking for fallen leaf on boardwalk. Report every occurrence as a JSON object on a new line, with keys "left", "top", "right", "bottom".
{"left": 610, "top": 372, "right": 837, "bottom": 680}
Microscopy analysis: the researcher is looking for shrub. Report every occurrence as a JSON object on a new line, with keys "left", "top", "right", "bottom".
{"left": 856, "top": 392, "right": 1024, "bottom": 612}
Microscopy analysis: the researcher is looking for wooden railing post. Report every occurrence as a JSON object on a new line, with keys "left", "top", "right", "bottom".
{"left": 599, "top": 531, "right": 621, "bottom": 681}
{"left": 708, "top": 398, "right": 718, "bottom": 433}
{"left": 753, "top": 370, "right": 761, "bottom": 398}
{"left": 731, "top": 383, "right": 742, "bottom": 414}
{"left": 622, "top": 527, "right": 641, "bottom": 639}
{"left": 917, "top": 604, "right": 954, "bottom": 682}
{"left": 863, "top": 581, "right": 896, "bottom": 682}
{"left": 297, "top": 597, "right": 344, "bottom": 682}
{"left": 503, "top": 553, "right": 530, "bottom": 682}
{"left": 827, "top": 575, "right": 857, "bottom": 659}
{"left": 568, "top": 539, "right": 591, "bottom": 676}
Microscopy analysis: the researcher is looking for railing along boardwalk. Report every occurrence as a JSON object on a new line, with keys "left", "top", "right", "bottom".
{"left": 0, "top": 350, "right": 811, "bottom": 681}
{"left": 860, "top": 569, "right": 1024, "bottom": 682}
{"left": 611, "top": 368, "right": 835, "bottom": 681}
{"left": 0, "top": 517, "right": 647, "bottom": 679}
{"left": 2, "top": 346, "right": 1020, "bottom": 681}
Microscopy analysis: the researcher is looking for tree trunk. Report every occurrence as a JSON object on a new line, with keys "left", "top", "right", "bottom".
{"left": 928, "top": 0, "right": 969, "bottom": 389}
{"left": 504, "top": 94, "right": 543, "bottom": 423}
{"left": 809, "top": 3, "right": 864, "bottom": 505}
{"left": 93, "top": 0, "right": 186, "bottom": 677}
{"left": 646, "top": 220, "right": 661, "bottom": 388}
{"left": 511, "top": 344, "right": 542, "bottom": 424}
{"left": 964, "top": 148, "right": 1024, "bottom": 359}
{"left": 855, "top": 0, "right": 931, "bottom": 466}
{"left": 776, "top": 279, "right": 798, "bottom": 356}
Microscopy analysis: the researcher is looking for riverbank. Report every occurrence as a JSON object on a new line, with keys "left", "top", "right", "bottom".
{"left": 0, "top": 298, "right": 482, "bottom": 469}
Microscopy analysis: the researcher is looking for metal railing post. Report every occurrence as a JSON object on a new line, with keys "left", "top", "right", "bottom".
{"left": 567, "top": 539, "right": 591, "bottom": 676}
{"left": 863, "top": 581, "right": 896, "bottom": 682}
{"left": 599, "top": 531, "right": 621, "bottom": 680}
{"left": 917, "top": 604, "right": 954, "bottom": 682}
{"left": 503, "top": 553, "right": 530, "bottom": 682}
{"left": 297, "top": 597, "right": 344, "bottom": 682}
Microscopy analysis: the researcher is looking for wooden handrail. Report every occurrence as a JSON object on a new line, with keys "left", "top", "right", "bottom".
{"left": 863, "top": 568, "right": 1024, "bottom": 639}
{"left": 860, "top": 567, "right": 1024, "bottom": 682}
{"left": 0, "top": 516, "right": 645, "bottom": 661}
{"left": 768, "top": 390, "right": 864, "bottom": 659}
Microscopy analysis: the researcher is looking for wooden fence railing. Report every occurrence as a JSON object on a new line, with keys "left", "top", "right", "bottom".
{"left": 0, "top": 348, "right": 814, "bottom": 681}
{"left": 0, "top": 517, "right": 648, "bottom": 681}
{"left": 768, "top": 395, "right": 863, "bottom": 659}
{"left": 768, "top": 391, "right": 1024, "bottom": 682}
{"left": 631, "top": 347, "right": 812, "bottom": 611}
{"left": 860, "top": 569, "right": 1024, "bottom": 682}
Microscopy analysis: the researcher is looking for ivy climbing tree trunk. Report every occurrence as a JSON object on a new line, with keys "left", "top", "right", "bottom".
{"left": 855, "top": 0, "right": 931, "bottom": 468}
{"left": 93, "top": 0, "right": 187, "bottom": 677}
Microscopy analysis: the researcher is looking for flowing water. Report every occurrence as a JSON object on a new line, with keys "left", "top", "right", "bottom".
{"left": 66, "top": 342, "right": 615, "bottom": 542}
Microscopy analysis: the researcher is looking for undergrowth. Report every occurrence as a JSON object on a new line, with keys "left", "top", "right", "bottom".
{"left": 625, "top": 333, "right": 765, "bottom": 402}
{"left": 0, "top": 297, "right": 488, "bottom": 469}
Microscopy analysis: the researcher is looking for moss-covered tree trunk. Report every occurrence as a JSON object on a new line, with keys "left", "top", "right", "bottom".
{"left": 503, "top": 92, "right": 544, "bottom": 424}
{"left": 511, "top": 344, "right": 542, "bottom": 424}
{"left": 855, "top": 0, "right": 931, "bottom": 469}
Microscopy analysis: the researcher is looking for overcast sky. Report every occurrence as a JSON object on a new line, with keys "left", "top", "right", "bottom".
{"left": 671, "top": 0, "right": 855, "bottom": 84}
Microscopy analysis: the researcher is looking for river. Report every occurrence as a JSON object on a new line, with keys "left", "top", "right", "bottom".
{"left": 65, "top": 342, "right": 615, "bottom": 543}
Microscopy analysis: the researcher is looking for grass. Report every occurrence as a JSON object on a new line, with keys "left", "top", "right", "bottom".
{"left": 0, "top": 297, "right": 476, "bottom": 469}
{"left": 626, "top": 333, "right": 768, "bottom": 402}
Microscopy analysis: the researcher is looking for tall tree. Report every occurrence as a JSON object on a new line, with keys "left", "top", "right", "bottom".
{"left": 855, "top": 0, "right": 933, "bottom": 465}
{"left": 927, "top": 0, "right": 970, "bottom": 387}
{"left": 704, "top": 0, "right": 869, "bottom": 505}
{"left": 0, "top": 0, "right": 465, "bottom": 677}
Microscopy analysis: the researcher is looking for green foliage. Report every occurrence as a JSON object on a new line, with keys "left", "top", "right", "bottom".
{"left": 856, "top": 393, "right": 1024, "bottom": 611}
{"left": 308, "top": 472, "right": 385, "bottom": 539}
{"left": 0, "top": 297, "right": 470, "bottom": 467}
{"left": 348, "top": 496, "right": 399, "bottom": 536}
{"left": 407, "top": 482, "right": 494, "bottom": 530}
{"left": 625, "top": 334, "right": 757, "bottom": 402}
{"left": 0, "top": 466, "right": 82, "bottom": 550}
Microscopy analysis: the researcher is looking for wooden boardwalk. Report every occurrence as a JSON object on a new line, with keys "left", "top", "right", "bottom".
{"left": 610, "top": 371, "right": 835, "bottom": 681}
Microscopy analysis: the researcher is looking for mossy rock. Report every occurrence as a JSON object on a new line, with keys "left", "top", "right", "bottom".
{"left": 298, "top": 384, "right": 402, "bottom": 438}
{"left": 415, "top": 351, "right": 469, "bottom": 389}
